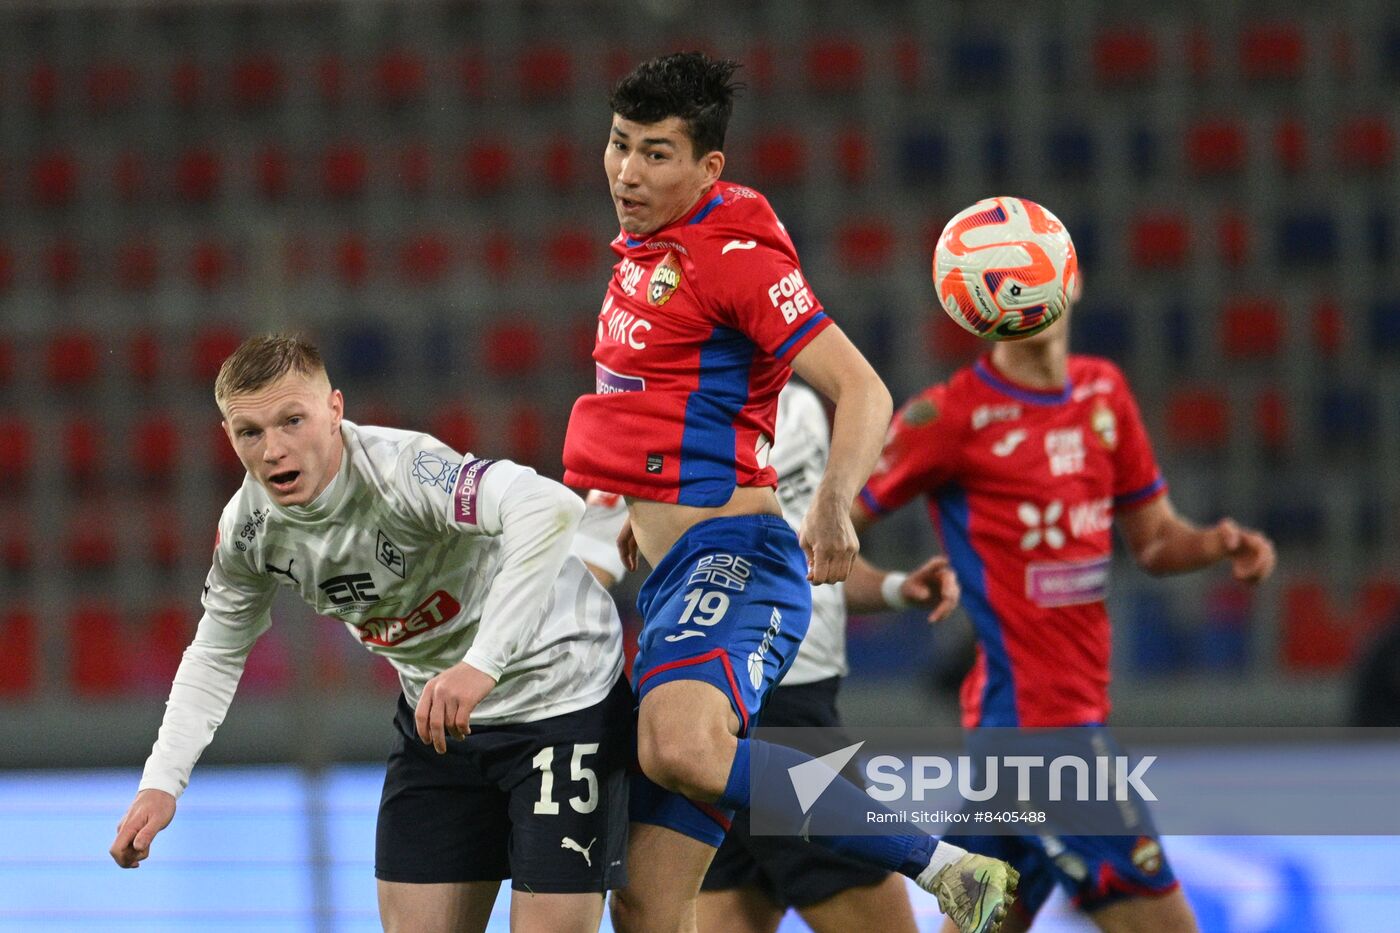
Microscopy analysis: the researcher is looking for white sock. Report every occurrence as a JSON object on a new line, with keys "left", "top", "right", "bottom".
{"left": 917, "top": 841, "right": 969, "bottom": 888}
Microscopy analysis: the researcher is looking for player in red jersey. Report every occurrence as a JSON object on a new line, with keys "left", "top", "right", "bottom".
{"left": 854, "top": 294, "right": 1276, "bottom": 932}
{"left": 563, "top": 53, "right": 1017, "bottom": 933}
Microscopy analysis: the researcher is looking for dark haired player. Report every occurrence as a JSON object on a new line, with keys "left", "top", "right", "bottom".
{"left": 563, "top": 52, "right": 1018, "bottom": 933}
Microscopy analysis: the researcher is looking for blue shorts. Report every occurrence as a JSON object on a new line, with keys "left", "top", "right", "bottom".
{"left": 630, "top": 514, "right": 811, "bottom": 846}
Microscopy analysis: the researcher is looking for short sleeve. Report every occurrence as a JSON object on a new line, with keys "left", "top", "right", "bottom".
{"left": 702, "top": 239, "right": 833, "bottom": 362}
{"left": 859, "top": 388, "right": 961, "bottom": 517}
{"left": 395, "top": 438, "right": 533, "bottom": 537}
{"left": 1108, "top": 372, "right": 1167, "bottom": 509}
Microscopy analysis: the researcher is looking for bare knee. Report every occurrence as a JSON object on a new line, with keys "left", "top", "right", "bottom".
{"left": 636, "top": 685, "right": 738, "bottom": 801}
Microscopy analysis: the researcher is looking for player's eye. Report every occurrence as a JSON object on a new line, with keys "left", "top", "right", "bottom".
{"left": 239, "top": 428, "right": 260, "bottom": 440}
{"left": 286, "top": 416, "right": 303, "bottom": 427}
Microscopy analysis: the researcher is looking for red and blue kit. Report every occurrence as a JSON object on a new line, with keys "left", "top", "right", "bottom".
{"left": 859, "top": 355, "right": 1167, "bottom": 729}
{"left": 564, "top": 181, "right": 833, "bottom": 507}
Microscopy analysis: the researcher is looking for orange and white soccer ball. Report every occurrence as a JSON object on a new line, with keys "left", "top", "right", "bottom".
{"left": 933, "top": 196, "right": 1080, "bottom": 341}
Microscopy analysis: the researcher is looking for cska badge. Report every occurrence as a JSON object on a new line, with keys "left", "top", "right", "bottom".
{"left": 1092, "top": 401, "right": 1117, "bottom": 450}
{"left": 647, "top": 251, "right": 683, "bottom": 306}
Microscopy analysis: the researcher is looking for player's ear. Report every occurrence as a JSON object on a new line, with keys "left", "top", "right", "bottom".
{"left": 328, "top": 388, "right": 344, "bottom": 428}
{"left": 701, "top": 148, "right": 724, "bottom": 184}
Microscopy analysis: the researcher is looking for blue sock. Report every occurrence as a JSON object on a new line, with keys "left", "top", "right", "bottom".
{"left": 719, "top": 737, "right": 941, "bottom": 878}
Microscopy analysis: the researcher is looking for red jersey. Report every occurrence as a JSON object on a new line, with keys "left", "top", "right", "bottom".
{"left": 859, "top": 355, "right": 1166, "bottom": 728}
{"left": 563, "top": 181, "right": 834, "bottom": 506}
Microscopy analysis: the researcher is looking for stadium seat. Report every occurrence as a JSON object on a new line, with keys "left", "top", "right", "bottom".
{"left": 176, "top": 147, "right": 221, "bottom": 203}
{"left": 518, "top": 45, "right": 572, "bottom": 104}
{"left": 1280, "top": 579, "right": 1359, "bottom": 672}
{"left": 1316, "top": 386, "right": 1377, "bottom": 449}
{"left": 0, "top": 334, "right": 12, "bottom": 385}
{"left": 189, "top": 239, "right": 233, "bottom": 290}
{"left": 44, "top": 237, "right": 80, "bottom": 291}
{"left": 0, "top": 418, "right": 33, "bottom": 494}
{"left": 1070, "top": 303, "right": 1134, "bottom": 357}
{"left": 86, "top": 61, "right": 138, "bottom": 114}
{"left": 170, "top": 58, "right": 203, "bottom": 109}
{"left": 1260, "top": 498, "right": 1324, "bottom": 549}
{"left": 1046, "top": 126, "right": 1096, "bottom": 179}
{"left": 396, "top": 143, "right": 434, "bottom": 197}
{"left": 0, "top": 608, "right": 37, "bottom": 697}
{"left": 983, "top": 130, "right": 1010, "bottom": 184}
{"left": 231, "top": 53, "right": 283, "bottom": 111}
{"left": 132, "top": 413, "right": 180, "bottom": 484}
{"left": 462, "top": 141, "right": 511, "bottom": 194}
{"left": 805, "top": 38, "right": 864, "bottom": 94}
{"left": 64, "top": 513, "right": 117, "bottom": 573}
{"left": 456, "top": 49, "right": 490, "bottom": 102}
{"left": 191, "top": 324, "right": 243, "bottom": 382}
{"left": 543, "top": 136, "right": 581, "bottom": 191}
{"left": 208, "top": 422, "right": 244, "bottom": 482}
{"left": 1277, "top": 212, "right": 1337, "bottom": 264}
{"left": 1128, "top": 126, "right": 1159, "bottom": 179}
{"left": 1128, "top": 212, "right": 1189, "bottom": 269}
{"left": 46, "top": 330, "right": 100, "bottom": 388}
{"left": 1253, "top": 387, "right": 1290, "bottom": 452}
{"left": 482, "top": 231, "right": 516, "bottom": 280}
{"left": 377, "top": 48, "right": 427, "bottom": 108}
{"left": 1199, "top": 581, "right": 1251, "bottom": 671}
{"left": 1216, "top": 210, "right": 1250, "bottom": 267}
{"left": 1336, "top": 115, "right": 1394, "bottom": 172}
{"left": 1273, "top": 118, "right": 1308, "bottom": 173}
{"left": 834, "top": 128, "right": 871, "bottom": 186}
{"left": 1092, "top": 26, "right": 1158, "bottom": 86}
{"left": 399, "top": 231, "right": 452, "bottom": 285}
{"left": 950, "top": 36, "right": 1009, "bottom": 91}
{"left": 1185, "top": 118, "right": 1246, "bottom": 175}
{"left": 322, "top": 142, "right": 369, "bottom": 199}
{"left": 113, "top": 150, "right": 148, "bottom": 202}
{"left": 545, "top": 228, "right": 597, "bottom": 280}
{"left": 1312, "top": 299, "right": 1345, "bottom": 356}
{"left": 751, "top": 130, "right": 806, "bottom": 187}
{"left": 1164, "top": 386, "right": 1229, "bottom": 451}
{"left": 1, "top": 512, "right": 32, "bottom": 576}
{"left": 30, "top": 150, "right": 78, "bottom": 206}
{"left": 317, "top": 53, "right": 347, "bottom": 106}
{"left": 892, "top": 37, "right": 922, "bottom": 91}
{"left": 484, "top": 321, "right": 544, "bottom": 378}
{"left": 835, "top": 219, "right": 895, "bottom": 272}
{"left": 336, "top": 323, "right": 395, "bottom": 381}
{"left": 1369, "top": 300, "right": 1400, "bottom": 353}
{"left": 1220, "top": 296, "right": 1284, "bottom": 359}
{"left": 336, "top": 233, "right": 371, "bottom": 287}
{"left": 0, "top": 243, "right": 12, "bottom": 293}
{"left": 1238, "top": 21, "right": 1305, "bottom": 82}
{"left": 429, "top": 406, "right": 477, "bottom": 455}
{"left": 70, "top": 603, "right": 127, "bottom": 695}
{"left": 569, "top": 318, "right": 598, "bottom": 369}
{"left": 254, "top": 145, "right": 291, "bottom": 201}
{"left": 27, "top": 61, "right": 59, "bottom": 116}
{"left": 743, "top": 41, "right": 778, "bottom": 95}
{"left": 900, "top": 130, "right": 948, "bottom": 185}
{"left": 138, "top": 601, "right": 190, "bottom": 689}
{"left": 506, "top": 404, "right": 546, "bottom": 465}
{"left": 1368, "top": 210, "right": 1392, "bottom": 264}
{"left": 115, "top": 238, "right": 159, "bottom": 291}
{"left": 62, "top": 417, "right": 104, "bottom": 489}
{"left": 926, "top": 315, "right": 984, "bottom": 365}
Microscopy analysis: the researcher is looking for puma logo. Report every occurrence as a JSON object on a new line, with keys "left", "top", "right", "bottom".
{"left": 561, "top": 836, "right": 596, "bottom": 867}
{"left": 722, "top": 239, "right": 757, "bottom": 254}
{"left": 265, "top": 558, "right": 300, "bottom": 585}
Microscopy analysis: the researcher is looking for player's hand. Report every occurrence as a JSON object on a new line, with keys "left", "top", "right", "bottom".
{"left": 416, "top": 662, "right": 498, "bottom": 753}
{"left": 901, "top": 555, "right": 961, "bottom": 623}
{"left": 110, "top": 788, "right": 176, "bottom": 868}
{"left": 1214, "top": 519, "right": 1276, "bottom": 584}
{"left": 799, "top": 494, "right": 859, "bottom": 585}
{"left": 617, "top": 516, "right": 639, "bottom": 573}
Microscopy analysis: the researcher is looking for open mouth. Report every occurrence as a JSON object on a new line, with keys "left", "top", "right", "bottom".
{"left": 268, "top": 470, "right": 300, "bottom": 492}
{"left": 618, "top": 196, "right": 643, "bottom": 212}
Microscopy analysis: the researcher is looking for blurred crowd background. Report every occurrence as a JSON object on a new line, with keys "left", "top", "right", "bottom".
{"left": 3, "top": 1, "right": 1400, "bottom": 929}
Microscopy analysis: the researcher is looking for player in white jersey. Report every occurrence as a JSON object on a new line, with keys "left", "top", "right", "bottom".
{"left": 109, "top": 335, "right": 630, "bottom": 933}
{"left": 575, "top": 381, "right": 959, "bottom": 933}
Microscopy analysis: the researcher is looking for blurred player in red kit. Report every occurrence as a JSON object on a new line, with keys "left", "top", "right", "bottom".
{"left": 854, "top": 268, "right": 1276, "bottom": 933}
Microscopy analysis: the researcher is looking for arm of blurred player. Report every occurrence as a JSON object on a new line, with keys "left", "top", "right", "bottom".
{"left": 789, "top": 326, "right": 893, "bottom": 585}
{"left": 1117, "top": 496, "right": 1276, "bottom": 583}
{"left": 110, "top": 789, "right": 176, "bottom": 868}
{"left": 416, "top": 469, "right": 585, "bottom": 753}
{"left": 842, "top": 554, "right": 960, "bottom": 622}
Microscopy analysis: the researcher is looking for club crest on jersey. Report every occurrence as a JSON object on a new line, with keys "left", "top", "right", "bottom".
{"left": 901, "top": 398, "right": 939, "bottom": 427}
{"left": 647, "top": 251, "right": 682, "bottom": 306}
{"left": 1092, "top": 401, "right": 1118, "bottom": 450}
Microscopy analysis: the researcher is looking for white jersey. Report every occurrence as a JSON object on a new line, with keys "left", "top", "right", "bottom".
{"left": 574, "top": 382, "right": 847, "bottom": 685}
{"left": 141, "top": 421, "right": 622, "bottom": 798}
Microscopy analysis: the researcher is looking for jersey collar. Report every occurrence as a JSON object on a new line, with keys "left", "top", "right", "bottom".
{"left": 270, "top": 425, "right": 354, "bottom": 523}
{"left": 973, "top": 356, "right": 1072, "bottom": 406}
{"left": 622, "top": 182, "right": 723, "bottom": 248}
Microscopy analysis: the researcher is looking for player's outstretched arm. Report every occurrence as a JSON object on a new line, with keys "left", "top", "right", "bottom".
{"left": 109, "top": 788, "right": 176, "bottom": 868}
{"left": 843, "top": 555, "right": 960, "bottom": 622}
{"left": 1118, "top": 496, "right": 1277, "bottom": 583}
{"left": 789, "top": 326, "right": 893, "bottom": 585}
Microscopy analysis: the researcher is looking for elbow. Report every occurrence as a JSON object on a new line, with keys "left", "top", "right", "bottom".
{"left": 555, "top": 487, "right": 585, "bottom": 534}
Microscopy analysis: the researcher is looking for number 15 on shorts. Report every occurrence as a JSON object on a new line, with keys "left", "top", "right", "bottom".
{"left": 533, "top": 743, "right": 600, "bottom": 815}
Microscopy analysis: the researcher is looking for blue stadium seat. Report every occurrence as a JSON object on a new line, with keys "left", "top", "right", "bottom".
{"left": 950, "top": 36, "right": 1009, "bottom": 91}
{"left": 898, "top": 131, "right": 948, "bottom": 185}
{"left": 1368, "top": 211, "right": 1391, "bottom": 264}
{"left": 1129, "top": 126, "right": 1159, "bottom": 179}
{"left": 1261, "top": 498, "right": 1324, "bottom": 548}
{"left": 1369, "top": 301, "right": 1400, "bottom": 352}
{"left": 1278, "top": 213, "right": 1337, "bottom": 264}
{"left": 1071, "top": 303, "right": 1134, "bottom": 357}
{"left": 1316, "top": 386, "right": 1377, "bottom": 449}
{"left": 1047, "top": 126, "right": 1095, "bottom": 178}
{"left": 983, "top": 130, "right": 1010, "bottom": 184}
{"left": 336, "top": 324, "right": 395, "bottom": 382}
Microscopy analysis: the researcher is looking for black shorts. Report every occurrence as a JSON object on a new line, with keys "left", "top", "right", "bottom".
{"left": 375, "top": 674, "right": 634, "bottom": 893}
{"left": 701, "top": 677, "right": 890, "bottom": 908}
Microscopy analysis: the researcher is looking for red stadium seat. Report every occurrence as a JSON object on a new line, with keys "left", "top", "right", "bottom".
{"left": 0, "top": 245, "right": 13, "bottom": 294}
{"left": 240, "top": 628, "right": 294, "bottom": 694}
{"left": 46, "top": 330, "right": 100, "bottom": 388}
{"left": 143, "top": 506, "right": 183, "bottom": 571}
{"left": 456, "top": 50, "right": 490, "bottom": 102}
{"left": 518, "top": 45, "right": 572, "bottom": 104}
{"left": 1336, "top": 115, "right": 1394, "bottom": 172}
{"left": 835, "top": 128, "right": 871, "bottom": 186}
{"left": 482, "top": 231, "right": 516, "bottom": 280}
{"left": 0, "top": 334, "right": 13, "bottom": 385}
{"left": 208, "top": 422, "right": 244, "bottom": 483}
{"left": 64, "top": 510, "right": 117, "bottom": 572}
{"left": 132, "top": 413, "right": 180, "bottom": 484}
{"left": 745, "top": 41, "right": 778, "bottom": 96}
{"left": 322, "top": 143, "right": 369, "bottom": 199}
{"left": 1253, "top": 388, "right": 1290, "bottom": 451}
{"left": 112, "top": 150, "right": 148, "bottom": 202}
{"left": 1220, "top": 296, "right": 1284, "bottom": 359}
{"left": 0, "top": 418, "right": 33, "bottom": 493}
{"left": 129, "top": 329, "right": 161, "bottom": 386}
{"left": 1273, "top": 119, "right": 1308, "bottom": 173}
{"left": 1185, "top": 118, "right": 1246, "bottom": 175}
{"left": 255, "top": 145, "right": 292, "bottom": 201}
{"left": 86, "top": 61, "right": 138, "bottom": 114}
{"left": 30, "top": 150, "right": 78, "bottom": 206}
{"left": 175, "top": 146, "right": 221, "bottom": 203}
{"left": 1093, "top": 26, "right": 1159, "bottom": 86}
{"left": 317, "top": 54, "right": 347, "bottom": 106}
{"left": 484, "top": 321, "right": 544, "bottom": 378}
{"left": 544, "top": 136, "right": 581, "bottom": 191}
{"left": 399, "top": 232, "right": 452, "bottom": 285}
{"left": 377, "top": 48, "right": 427, "bottom": 107}
{"left": 231, "top": 54, "right": 283, "bottom": 111}
{"left": 1280, "top": 578, "right": 1396, "bottom": 672}
{"left": 1311, "top": 298, "right": 1345, "bottom": 357}
{"left": 44, "top": 238, "right": 81, "bottom": 291}
{"left": 191, "top": 324, "right": 243, "bottom": 382}
{"left": 62, "top": 417, "right": 104, "bottom": 488}
{"left": 70, "top": 603, "right": 127, "bottom": 695}
{"left": 926, "top": 315, "right": 983, "bottom": 365}
{"left": 806, "top": 38, "right": 864, "bottom": 94}
{"left": 462, "top": 141, "right": 511, "bottom": 194}
{"left": 751, "top": 130, "right": 806, "bottom": 187}
{"left": 1216, "top": 210, "right": 1250, "bottom": 267}
{"left": 569, "top": 318, "right": 597, "bottom": 369}
{"left": 336, "top": 233, "right": 371, "bottom": 287}
{"left": 116, "top": 238, "right": 159, "bottom": 292}
{"left": 0, "top": 608, "right": 37, "bottom": 697}
{"left": 138, "top": 601, "right": 190, "bottom": 689}
{"left": 397, "top": 143, "right": 434, "bottom": 196}
{"left": 429, "top": 406, "right": 477, "bottom": 455}
{"left": 506, "top": 404, "right": 546, "bottom": 465}
{"left": 1128, "top": 213, "right": 1189, "bottom": 269}
{"left": 170, "top": 58, "right": 203, "bottom": 109}
{"left": 835, "top": 219, "right": 895, "bottom": 272}
{"left": 1239, "top": 21, "right": 1304, "bottom": 82}
{"left": 1164, "top": 386, "right": 1229, "bottom": 451}
{"left": 546, "top": 229, "right": 596, "bottom": 280}
{"left": 892, "top": 37, "right": 922, "bottom": 91}
{"left": 27, "top": 61, "right": 59, "bottom": 115}
{"left": 1, "top": 514, "right": 32, "bottom": 576}
{"left": 1186, "top": 28, "right": 1213, "bottom": 80}
{"left": 190, "top": 239, "right": 233, "bottom": 290}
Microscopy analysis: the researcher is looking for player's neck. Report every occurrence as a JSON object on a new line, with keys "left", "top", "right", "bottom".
{"left": 989, "top": 342, "right": 1068, "bottom": 390}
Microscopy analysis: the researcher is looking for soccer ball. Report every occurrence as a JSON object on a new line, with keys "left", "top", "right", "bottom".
{"left": 933, "top": 196, "right": 1080, "bottom": 341}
